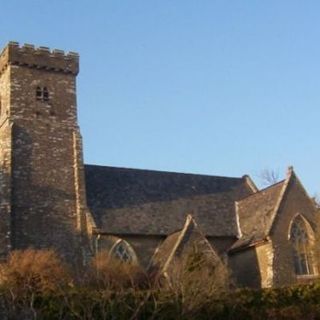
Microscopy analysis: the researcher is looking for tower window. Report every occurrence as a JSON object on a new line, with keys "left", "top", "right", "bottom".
{"left": 36, "top": 87, "right": 42, "bottom": 100}
{"left": 43, "top": 87, "right": 49, "bottom": 101}
{"left": 36, "top": 87, "right": 49, "bottom": 102}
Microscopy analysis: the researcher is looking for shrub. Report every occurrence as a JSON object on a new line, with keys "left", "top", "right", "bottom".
{"left": 159, "top": 243, "right": 230, "bottom": 317}
{"left": 0, "top": 249, "right": 71, "bottom": 296}
{"left": 83, "top": 252, "right": 149, "bottom": 291}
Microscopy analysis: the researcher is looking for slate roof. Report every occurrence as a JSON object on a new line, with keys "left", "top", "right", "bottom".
{"left": 85, "top": 165, "right": 255, "bottom": 237}
{"left": 230, "top": 180, "right": 286, "bottom": 251}
{"left": 150, "top": 232, "right": 180, "bottom": 272}
{"left": 150, "top": 215, "right": 221, "bottom": 274}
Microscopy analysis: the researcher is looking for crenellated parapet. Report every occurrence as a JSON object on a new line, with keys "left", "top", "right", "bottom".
{"left": 0, "top": 41, "right": 79, "bottom": 76}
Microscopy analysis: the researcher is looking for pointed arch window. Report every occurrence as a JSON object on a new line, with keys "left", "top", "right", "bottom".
{"left": 110, "top": 239, "right": 137, "bottom": 263}
{"left": 290, "top": 215, "right": 316, "bottom": 275}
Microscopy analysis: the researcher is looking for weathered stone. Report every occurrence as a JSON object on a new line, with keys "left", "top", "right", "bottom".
{"left": 0, "top": 42, "right": 88, "bottom": 264}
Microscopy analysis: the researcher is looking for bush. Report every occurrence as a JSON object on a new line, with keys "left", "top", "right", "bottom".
{"left": 0, "top": 249, "right": 71, "bottom": 296}
{"left": 83, "top": 252, "right": 149, "bottom": 291}
{"left": 158, "top": 243, "right": 230, "bottom": 317}
{"left": 1, "top": 249, "right": 320, "bottom": 319}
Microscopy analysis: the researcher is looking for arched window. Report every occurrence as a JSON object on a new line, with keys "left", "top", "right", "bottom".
{"left": 110, "top": 239, "right": 137, "bottom": 263}
{"left": 290, "top": 215, "right": 316, "bottom": 275}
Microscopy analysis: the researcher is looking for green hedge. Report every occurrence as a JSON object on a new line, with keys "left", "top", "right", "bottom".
{"left": 2, "top": 283, "right": 320, "bottom": 319}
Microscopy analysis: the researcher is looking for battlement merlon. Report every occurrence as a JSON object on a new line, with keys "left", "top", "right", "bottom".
{"left": 0, "top": 41, "right": 79, "bottom": 76}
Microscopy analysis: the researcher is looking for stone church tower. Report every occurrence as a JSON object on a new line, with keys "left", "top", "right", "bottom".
{"left": 0, "top": 42, "right": 88, "bottom": 263}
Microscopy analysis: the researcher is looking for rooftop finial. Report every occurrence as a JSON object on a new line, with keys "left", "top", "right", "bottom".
{"left": 287, "top": 166, "right": 294, "bottom": 177}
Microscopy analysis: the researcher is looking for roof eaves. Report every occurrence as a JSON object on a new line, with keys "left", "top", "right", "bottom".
{"left": 92, "top": 228, "right": 168, "bottom": 237}
{"left": 228, "top": 237, "right": 269, "bottom": 254}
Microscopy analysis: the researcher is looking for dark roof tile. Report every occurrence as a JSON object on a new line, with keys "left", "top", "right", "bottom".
{"left": 85, "top": 165, "right": 254, "bottom": 236}
{"left": 230, "top": 180, "right": 285, "bottom": 251}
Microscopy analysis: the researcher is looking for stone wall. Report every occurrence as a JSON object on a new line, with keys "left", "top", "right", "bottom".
{"left": 271, "top": 174, "right": 317, "bottom": 286}
{"left": 0, "top": 42, "right": 88, "bottom": 264}
{"left": 229, "top": 173, "right": 318, "bottom": 288}
{"left": 229, "top": 246, "right": 262, "bottom": 288}
{"left": 0, "top": 67, "right": 13, "bottom": 259}
{"left": 256, "top": 242, "right": 274, "bottom": 287}
{"left": 119, "top": 235, "right": 165, "bottom": 268}
{"left": 96, "top": 234, "right": 165, "bottom": 268}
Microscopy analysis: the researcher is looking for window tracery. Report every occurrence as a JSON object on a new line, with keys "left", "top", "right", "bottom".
{"left": 290, "top": 215, "right": 315, "bottom": 276}
{"left": 110, "top": 240, "right": 137, "bottom": 263}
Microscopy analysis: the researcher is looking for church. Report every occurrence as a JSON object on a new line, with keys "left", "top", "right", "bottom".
{"left": 0, "top": 41, "right": 318, "bottom": 288}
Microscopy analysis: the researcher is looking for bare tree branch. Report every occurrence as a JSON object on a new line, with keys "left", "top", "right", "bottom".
{"left": 259, "top": 169, "right": 280, "bottom": 187}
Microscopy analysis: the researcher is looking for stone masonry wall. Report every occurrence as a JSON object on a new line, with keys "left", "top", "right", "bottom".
{"left": 0, "top": 67, "right": 13, "bottom": 258}
{"left": 121, "top": 235, "right": 165, "bottom": 268}
{"left": 270, "top": 175, "right": 317, "bottom": 286}
{"left": 229, "top": 247, "right": 262, "bottom": 288}
{"left": 0, "top": 42, "right": 89, "bottom": 264}
{"left": 255, "top": 242, "right": 274, "bottom": 288}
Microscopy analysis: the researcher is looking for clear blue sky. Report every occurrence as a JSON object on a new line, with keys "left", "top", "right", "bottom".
{"left": 1, "top": 1, "right": 320, "bottom": 195}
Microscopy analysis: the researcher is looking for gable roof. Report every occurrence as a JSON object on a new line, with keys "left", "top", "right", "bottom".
{"left": 149, "top": 215, "right": 221, "bottom": 274}
{"left": 85, "top": 165, "right": 255, "bottom": 237}
{"left": 230, "top": 167, "right": 296, "bottom": 252}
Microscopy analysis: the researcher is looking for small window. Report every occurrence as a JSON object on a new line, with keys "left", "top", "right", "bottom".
{"left": 36, "top": 86, "right": 49, "bottom": 102}
{"left": 36, "top": 87, "right": 42, "bottom": 100}
{"left": 110, "top": 240, "right": 137, "bottom": 263}
{"left": 43, "top": 87, "right": 49, "bottom": 101}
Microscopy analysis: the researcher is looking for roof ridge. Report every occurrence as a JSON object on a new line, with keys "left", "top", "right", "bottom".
{"left": 84, "top": 163, "right": 244, "bottom": 180}
{"left": 237, "top": 179, "right": 285, "bottom": 203}
{"left": 103, "top": 190, "right": 242, "bottom": 212}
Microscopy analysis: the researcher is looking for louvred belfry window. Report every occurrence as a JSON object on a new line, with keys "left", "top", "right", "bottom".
{"left": 36, "top": 87, "right": 42, "bottom": 100}
{"left": 43, "top": 87, "right": 49, "bottom": 101}
{"left": 36, "top": 86, "right": 49, "bottom": 102}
